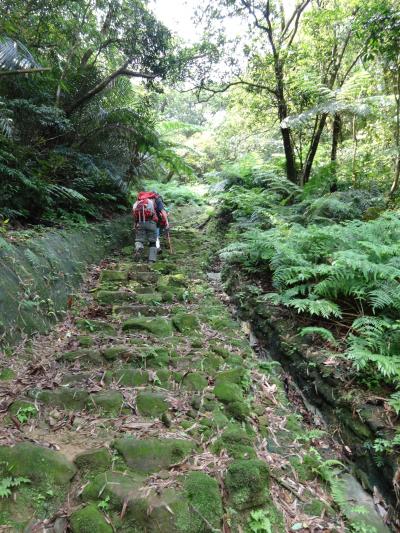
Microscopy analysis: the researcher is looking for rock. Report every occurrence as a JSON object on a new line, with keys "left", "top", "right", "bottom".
{"left": 161, "top": 412, "right": 171, "bottom": 428}
{"left": 202, "top": 353, "right": 224, "bottom": 372}
{"left": 101, "top": 345, "right": 133, "bottom": 361}
{"left": 74, "top": 448, "right": 112, "bottom": 473}
{"left": 76, "top": 319, "right": 117, "bottom": 335}
{"left": 225, "top": 459, "right": 270, "bottom": 510}
{"left": 213, "top": 425, "right": 256, "bottom": 459}
{"left": 136, "top": 292, "right": 163, "bottom": 305}
{"left": 32, "top": 388, "right": 89, "bottom": 410}
{"left": 112, "top": 368, "right": 148, "bottom": 386}
{"left": 69, "top": 504, "right": 113, "bottom": 533}
{"left": 77, "top": 336, "right": 94, "bottom": 347}
{"left": 225, "top": 400, "right": 250, "bottom": 421}
{"left": 0, "top": 442, "right": 76, "bottom": 487}
{"left": 99, "top": 270, "right": 128, "bottom": 282}
{"left": 95, "top": 290, "right": 135, "bottom": 305}
{"left": 89, "top": 391, "right": 124, "bottom": 415}
{"left": 182, "top": 373, "right": 208, "bottom": 391}
{"left": 136, "top": 392, "right": 168, "bottom": 417}
{"left": 131, "top": 271, "right": 158, "bottom": 283}
{"left": 112, "top": 304, "right": 157, "bottom": 317}
{"left": 53, "top": 517, "right": 68, "bottom": 533}
{"left": 61, "top": 349, "right": 103, "bottom": 364}
{"left": 122, "top": 317, "right": 173, "bottom": 337}
{"left": 113, "top": 438, "right": 194, "bottom": 474}
{"left": 182, "top": 472, "right": 223, "bottom": 532}
{"left": 215, "top": 368, "right": 247, "bottom": 387}
{"left": 214, "top": 382, "right": 244, "bottom": 403}
{"left": 341, "top": 473, "right": 391, "bottom": 533}
{"left": 81, "top": 470, "right": 144, "bottom": 508}
{"left": 172, "top": 313, "right": 200, "bottom": 333}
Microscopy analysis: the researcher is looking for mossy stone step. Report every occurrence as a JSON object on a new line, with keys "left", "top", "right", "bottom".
{"left": 113, "top": 437, "right": 194, "bottom": 474}
{"left": 130, "top": 271, "right": 158, "bottom": 283}
{"left": 136, "top": 391, "right": 168, "bottom": 417}
{"left": 81, "top": 470, "right": 144, "bottom": 508}
{"left": 88, "top": 390, "right": 124, "bottom": 415}
{"left": 172, "top": 313, "right": 200, "bottom": 333}
{"left": 61, "top": 349, "right": 103, "bottom": 364}
{"left": 74, "top": 448, "right": 112, "bottom": 473}
{"left": 95, "top": 290, "right": 136, "bottom": 305}
{"left": 70, "top": 504, "right": 113, "bottom": 533}
{"left": 0, "top": 442, "right": 76, "bottom": 487}
{"left": 182, "top": 372, "right": 208, "bottom": 391}
{"left": 122, "top": 317, "right": 173, "bottom": 337}
{"left": 99, "top": 270, "right": 128, "bottom": 283}
{"left": 101, "top": 345, "right": 135, "bottom": 361}
{"left": 112, "top": 303, "right": 160, "bottom": 317}
{"left": 29, "top": 388, "right": 124, "bottom": 414}
{"left": 76, "top": 319, "right": 117, "bottom": 335}
{"left": 135, "top": 292, "right": 163, "bottom": 305}
{"left": 225, "top": 459, "right": 270, "bottom": 511}
{"left": 110, "top": 368, "right": 148, "bottom": 386}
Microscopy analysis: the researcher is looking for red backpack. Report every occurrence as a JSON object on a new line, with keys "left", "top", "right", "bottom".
{"left": 132, "top": 192, "right": 158, "bottom": 223}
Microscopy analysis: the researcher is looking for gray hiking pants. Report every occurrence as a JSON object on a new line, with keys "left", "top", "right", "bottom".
{"left": 135, "top": 221, "right": 158, "bottom": 262}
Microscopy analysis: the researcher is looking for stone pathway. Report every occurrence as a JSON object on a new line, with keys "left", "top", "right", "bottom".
{"left": 0, "top": 210, "right": 372, "bottom": 532}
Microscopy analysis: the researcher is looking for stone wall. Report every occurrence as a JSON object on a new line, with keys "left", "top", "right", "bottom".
{"left": 0, "top": 217, "right": 131, "bottom": 348}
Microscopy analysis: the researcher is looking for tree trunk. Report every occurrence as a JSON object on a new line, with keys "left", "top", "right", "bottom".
{"left": 331, "top": 113, "right": 342, "bottom": 162}
{"left": 300, "top": 113, "right": 327, "bottom": 185}
{"left": 275, "top": 63, "right": 297, "bottom": 183}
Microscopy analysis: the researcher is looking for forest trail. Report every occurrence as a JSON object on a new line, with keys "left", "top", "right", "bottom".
{"left": 0, "top": 206, "right": 389, "bottom": 532}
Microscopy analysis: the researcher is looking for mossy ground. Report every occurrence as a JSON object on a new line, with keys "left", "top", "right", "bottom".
{"left": 0, "top": 205, "right": 355, "bottom": 532}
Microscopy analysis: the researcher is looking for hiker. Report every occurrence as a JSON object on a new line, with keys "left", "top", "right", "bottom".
{"left": 132, "top": 191, "right": 169, "bottom": 263}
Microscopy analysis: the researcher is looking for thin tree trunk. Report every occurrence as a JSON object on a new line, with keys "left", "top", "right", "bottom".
{"left": 389, "top": 64, "right": 400, "bottom": 196}
{"left": 331, "top": 113, "right": 342, "bottom": 162}
{"left": 300, "top": 113, "right": 328, "bottom": 185}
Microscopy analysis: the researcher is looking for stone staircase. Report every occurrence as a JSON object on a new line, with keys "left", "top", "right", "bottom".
{"left": 0, "top": 225, "right": 353, "bottom": 532}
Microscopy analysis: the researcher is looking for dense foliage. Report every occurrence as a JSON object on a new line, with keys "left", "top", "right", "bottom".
{"left": 0, "top": 1, "right": 194, "bottom": 225}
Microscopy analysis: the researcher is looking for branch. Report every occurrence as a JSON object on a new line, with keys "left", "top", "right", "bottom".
{"left": 191, "top": 78, "right": 277, "bottom": 103}
{"left": 285, "top": 0, "right": 311, "bottom": 48}
{"left": 0, "top": 67, "right": 51, "bottom": 76}
{"left": 65, "top": 63, "right": 156, "bottom": 115}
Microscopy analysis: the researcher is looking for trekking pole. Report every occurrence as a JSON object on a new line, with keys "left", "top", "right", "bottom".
{"left": 166, "top": 229, "right": 173, "bottom": 254}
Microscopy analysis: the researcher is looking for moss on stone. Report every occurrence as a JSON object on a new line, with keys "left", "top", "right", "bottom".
{"left": 61, "top": 349, "right": 103, "bottom": 364}
{"left": 95, "top": 290, "right": 135, "bottom": 305}
{"left": 122, "top": 317, "right": 173, "bottom": 337}
{"left": 77, "top": 336, "right": 94, "bottom": 348}
{"left": 70, "top": 504, "right": 113, "bottom": 533}
{"left": 182, "top": 373, "right": 208, "bottom": 391}
{"left": 0, "top": 368, "right": 15, "bottom": 381}
{"left": 100, "top": 270, "right": 128, "bottom": 283}
{"left": 33, "top": 388, "right": 90, "bottom": 410}
{"left": 76, "top": 319, "right": 117, "bottom": 335}
{"left": 74, "top": 448, "right": 112, "bottom": 474}
{"left": 136, "top": 392, "right": 168, "bottom": 417}
{"left": 8, "top": 399, "right": 38, "bottom": 417}
{"left": 81, "top": 470, "right": 144, "bottom": 508}
{"left": 225, "top": 400, "right": 250, "bottom": 421}
{"left": 225, "top": 459, "right": 270, "bottom": 510}
{"left": 136, "top": 292, "right": 162, "bottom": 305}
{"left": 156, "top": 368, "right": 172, "bottom": 388}
{"left": 113, "top": 438, "right": 194, "bottom": 474}
{"left": 214, "top": 382, "right": 243, "bottom": 403}
{"left": 172, "top": 313, "right": 200, "bottom": 334}
{"left": 101, "top": 345, "right": 133, "bottom": 361}
{"left": 209, "top": 342, "right": 232, "bottom": 359}
{"left": 178, "top": 472, "right": 223, "bottom": 532}
{"left": 213, "top": 425, "right": 256, "bottom": 459}
{"left": 0, "top": 442, "right": 76, "bottom": 487}
{"left": 112, "top": 368, "right": 148, "bottom": 387}
{"left": 215, "top": 368, "right": 247, "bottom": 387}
{"left": 202, "top": 353, "right": 224, "bottom": 372}
{"left": 89, "top": 391, "right": 124, "bottom": 415}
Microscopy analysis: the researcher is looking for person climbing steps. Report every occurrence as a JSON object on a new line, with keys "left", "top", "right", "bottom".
{"left": 132, "top": 191, "right": 169, "bottom": 263}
